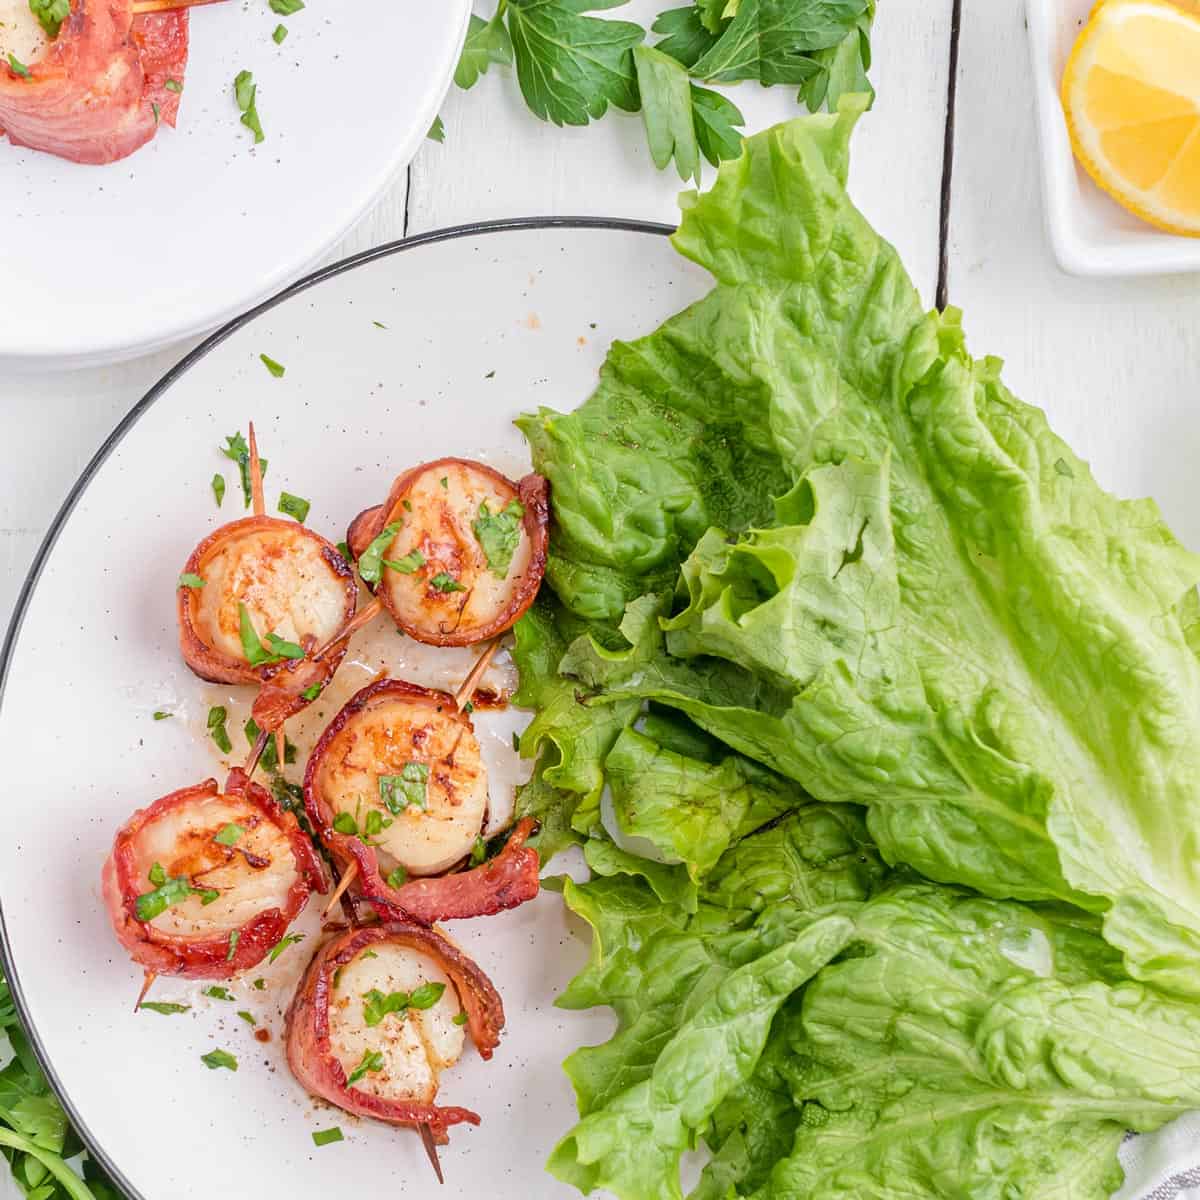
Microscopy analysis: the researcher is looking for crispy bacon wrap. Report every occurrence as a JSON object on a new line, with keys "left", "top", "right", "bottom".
{"left": 0, "top": 2, "right": 187, "bottom": 165}
{"left": 284, "top": 922, "right": 505, "bottom": 1144}
{"left": 347, "top": 459, "right": 549, "bottom": 647}
{"left": 304, "top": 678, "right": 540, "bottom": 923}
{"left": 177, "top": 515, "right": 358, "bottom": 719}
{"left": 101, "top": 769, "right": 326, "bottom": 979}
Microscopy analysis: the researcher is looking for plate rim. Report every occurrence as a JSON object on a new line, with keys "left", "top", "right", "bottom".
{"left": 0, "top": 214, "right": 673, "bottom": 1200}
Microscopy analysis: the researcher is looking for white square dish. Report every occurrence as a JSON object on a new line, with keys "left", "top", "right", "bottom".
{"left": 1025, "top": 0, "right": 1200, "bottom": 276}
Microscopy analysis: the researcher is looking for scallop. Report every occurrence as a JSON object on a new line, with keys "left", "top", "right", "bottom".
{"left": 315, "top": 689, "right": 487, "bottom": 877}
{"left": 327, "top": 942, "right": 465, "bottom": 1103}
{"left": 192, "top": 523, "right": 350, "bottom": 664}
{"left": 357, "top": 459, "right": 545, "bottom": 646}
{"left": 128, "top": 792, "right": 300, "bottom": 937}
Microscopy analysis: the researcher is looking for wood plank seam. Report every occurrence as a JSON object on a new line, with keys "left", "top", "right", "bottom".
{"left": 937, "top": 0, "right": 963, "bottom": 311}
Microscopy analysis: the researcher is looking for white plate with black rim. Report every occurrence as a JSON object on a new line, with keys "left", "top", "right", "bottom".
{"left": 0, "top": 0, "right": 470, "bottom": 371}
{"left": 0, "top": 218, "right": 713, "bottom": 1200}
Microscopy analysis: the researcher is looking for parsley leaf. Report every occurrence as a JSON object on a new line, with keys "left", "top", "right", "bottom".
{"left": 238, "top": 603, "right": 304, "bottom": 666}
{"left": 164, "top": 78, "right": 183, "bottom": 93}
{"left": 452, "top": 1010, "right": 469, "bottom": 1026}
{"left": 346, "top": 1049, "right": 384, "bottom": 1086}
{"left": 213, "top": 823, "right": 244, "bottom": 847}
{"left": 379, "top": 762, "right": 429, "bottom": 814}
{"left": 634, "top": 44, "right": 699, "bottom": 182}
{"left": 6, "top": 54, "right": 30, "bottom": 79}
{"left": 470, "top": 836, "right": 488, "bottom": 867}
{"left": 690, "top": 83, "right": 745, "bottom": 165}
{"left": 203, "top": 986, "right": 233, "bottom": 1001}
{"left": 650, "top": 6, "right": 718, "bottom": 68}
{"left": 237, "top": 1010, "right": 256, "bottom": 1026}
{"left": 207, "top": 705, "right": 233, "bottom": 754}
{"left": 260, "top": 353, "right": 285, "bottom": 378}
{"left": 427, "top": 115, "right": 445, "bottom": 143}
{"left": 153, "top": 710, "right": 172, "bottom": 721}
{"left": 301, "top": 682, "right": 323, "bottom": 701}
{"left": 472, "top": 498, "right": 525, "bottom": 577}
{"left": 332, "top": 812, "right": 358, "bottom": 836}
{"left": 211, "top": 473, "right": 226, "bottom": 507}
{"left": 796, "top": 3, "right": 874, "bottom": 112}
{"left": 200, "top": 1049, "right": 237, "bottom": 1071}
{"left": 362, "top": 988, "right": 410, "bottom": 1027}
{"left": 268, "top": 933, "right": 305, "bottom": 963}
{"left": 357, "top": 521, "right": 403, "bottom": 584}
{"left": 140, "top": 1001, "right": 190, "bottom": 1015}
{"left": 234, "top": 69, "right": 265, "bottom": 143}
{"left": 506, "top": 0, "right": 643, "bottom": 127}
{"left": 429, "top": 572, "right": 466, "bottom": 594}
{"left": 243, "top": 717, "right": 297, "bottom": 769}
{"left": 382, "top": 549, "right": 425, "bottom": 575}
{"left": 455, "top": 8, "right": 513, "bottom": 90}
{"left": 226, "top": 930, "right": 240, "bottom": 961}
{"left": 312, "top": 1127, "right": 343, "bottom": 1147}
{"left": 272, "top": 23, "right": 288, "bottom": 43}
{"left": 688, "top": 0, "right": 869, "bottom": 87}
{"left": 269, "top": 0, "right": 303, "bottom": 12}
{"left": 28, "top": 0, "right": 69, "bottom": 38}
{"left": 409, "top": 982, "right": 446, "bottom": 1010}
{"left": 221, "top": 431, "right": 266, "bottom": 509}
{"left": 135, "top": 874, "right": 195, "bottom": 921}
{"left": 386, "top": 865, "right": 408, "bottom": 890}
{"left": 178, "top": 572, "right": 205, "bottom": 589}
{"left": 278, "top": 491, "right": 309, "bottom": 523}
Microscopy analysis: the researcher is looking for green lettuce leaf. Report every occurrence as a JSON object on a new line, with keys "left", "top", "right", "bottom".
{"left": 521, "top": 99, "right": 1200, "bottom": 996}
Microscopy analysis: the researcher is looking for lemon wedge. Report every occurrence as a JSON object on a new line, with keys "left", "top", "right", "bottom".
{"left": 1062, "top": 0, "right": 1200, "bottom": 236}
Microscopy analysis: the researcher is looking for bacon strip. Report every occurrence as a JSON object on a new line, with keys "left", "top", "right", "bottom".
{"left": 177, "top": 514, "right": 357, "bottom": 689}
{"left": 284, "top": 923, "right": 505, "bottom": 1144}
{"left": 304, "top": 678, "right": 540, "bottom": 924}
{"left": 346, "top": 461, "right": 550, "bottom": 647}
{"left": 0, "top": 2, "right": 187, "bottom": 164}
{"left": 101, "top": 769, "right": 326, "bottom": 979}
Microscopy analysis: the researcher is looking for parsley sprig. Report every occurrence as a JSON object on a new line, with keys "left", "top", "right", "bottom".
{"left": 443, "top": 0, "right": 875, "bottom": 180}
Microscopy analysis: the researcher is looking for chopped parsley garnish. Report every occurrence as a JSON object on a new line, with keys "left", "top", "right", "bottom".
{"left": 221, "top": 432, "right": 266, "bottom": 509}
{"left": 427, "top": 115, "right": 445, "bottom": 143}
{"left": 226, "top": 930, "right": 240, "bottom": 961}
{"left": 301, "top": 682, "right": 323, "bottom": 701}
{"left": 178, "top": 573, "right": 205, "bottom": 589}
{"left": 512, "top": 731, "right": 521, "bottom": 752}
{"left": 269, "top": 0, "right": 304, "bottom": 12}
{"left": 429, "top": 572, "right": 466, "bottom": 594}
{"left": 234, "top": 70, "right": 264, "bottom": 143}
{"left": 452, "top": 1010, "right": 468, "bottom": 1026}
{"left": 197, "top": 888, "right": 220, "bottom": 905}
{"left": 410, "top": 982, "right": 446, "bottom": 1010}
{"left": 212, "top": 473, "right": 226, "bottom": 507}
{"left": 148, "top": 862, "right": 167, "bottom": 886}
{"left": 472, "top": 498, "right": 525, "bottom": 578}
{"left": 237, "top": 1010, "right": 256, "bottom": 1026}
{"left": 260, "top": 353, "right": 285, "bottom": 378}
{"left": 361, "top": 988, "right": 410, "bottom": 1027}
{"left": 253, "top": 978, "right": 267, "bottom": 991}
{"left": 402, "top": 499, "right": 413, "bottom": 512}
{"left": 238, "top": 603, "right": 304, "bottom": 666}
{"left": 357, "top": 521, "right": 402, "bottom": 584}
{"left": 268, "top": 933, "right": 305, "bottom": 964}
{"left": 381, "top": 549, "right": 425, "bottom": 575}
{"left": 386, "top": 866, "right": 408, "bottom": 890}
{"left": 243, "top": 718, "right": 296, "bottom": 769}
{"left": 201, "top": 1049, "right": 237, "bottom": 1072}
{"left": 271, "top": 773, "right": 304, "bottom": 811}
{"left": 207, "top": 705, "right": 233, "bottom": 754}
{"left": 152, "top": 102, "right": 160, "bottom": 124}
{"left": 378, "top": 762, "right": 429, "bottom": 814}
{"left": 153, "top": 710, "right": 172, "bottom": 721}
{"left": 272, "top": 22, "right": 288, "bottom": 43}
{"left": 332, "top": 811, "right": 358, "bottom": 836}
{"left": 140, "top": 1002, "right": 190, "bottom": 1016}
{"left": 463, "top": 701, "right": 474, "bottom": 715}
{"left": 372, "top": 320, "right": 387, "bottom": 329}
{"left": 213, "top": 823, "right": 244, "bottom": 847}
{"left": 164, "top": 78, "right": 182, "bottom": 93}
{"left": 278, "top": 491, "right": 309, "bottom": 523}
{"left": 470, "top": 836, "right": 488, "bottom": 867}
{"left": 346, "top": 1049, "right": 384, "bottom": 1086}
{"left": 7, "top": 54, "right": 30, "bottom": 79}
{"left": 363, "top": 809, "right": 390, "bottom": 838}
{"left": 312, "top": 1127, "right": 343, "bottom": 1147}
{"left": 135, "top": 874, "right": 194, "bottom": 921}
{"left": 336, "top": 540, "right": 352, "bottom": 562}
{"left": 29, "top": 0, "right": 69, "bottom": 39}
{"left": 360, "top": 950, "right": 378, "bottom": 960}
{"left": 439, "top": 476, "right": 449, "bottom": 489}
{"left": 203, "top": 986, "right": 232, "bottom": 1001}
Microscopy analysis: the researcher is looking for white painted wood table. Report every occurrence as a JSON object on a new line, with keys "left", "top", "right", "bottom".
{"left": 2, "top": 0, "right": 1199, "bottom": 1195}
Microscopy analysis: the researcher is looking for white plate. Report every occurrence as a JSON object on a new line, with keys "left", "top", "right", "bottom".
{"left": 0, "top": 0, "right": 470, "bottom": 370}
{"left": 1026, "top": 0, "right": 1200, "bottom": 277}
{"left": 0, "top": 220, "right": 712, "bottom": 1200}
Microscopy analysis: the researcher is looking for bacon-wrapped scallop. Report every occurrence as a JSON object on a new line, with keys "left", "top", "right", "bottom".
{"left": 101, "top": 768, "right": 325, "bottom": 980}
{"left": 0, "top": 0, "right": 188, "bottom": 165}
{"left": 346, "top": 458, "right": 548, "bottom": 647}
{"left": 177, "top": 514, "right": 357, "bottom": 719}
{"left": 285, "top": 922, "right": 505, "bottom": 1145}
{"left": 305, "top": 678, "right": 539, "bottom": 923}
